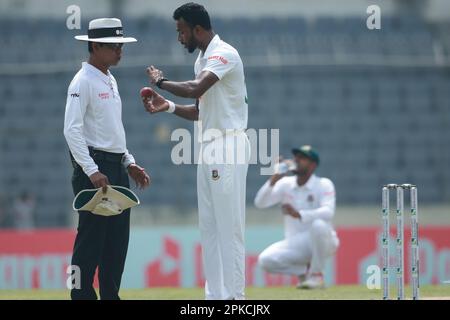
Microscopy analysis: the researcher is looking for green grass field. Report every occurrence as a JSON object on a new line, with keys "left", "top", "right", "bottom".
{"left": 1, "top": 285, "right": 449, "bottom": 300}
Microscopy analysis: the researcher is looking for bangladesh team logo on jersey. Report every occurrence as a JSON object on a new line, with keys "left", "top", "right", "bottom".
{"left": 212, "top": 169, "right": 220, "bottom": 180}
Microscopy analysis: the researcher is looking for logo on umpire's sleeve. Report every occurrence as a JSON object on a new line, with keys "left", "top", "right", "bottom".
{"left": 70, "top": 93, "right": 80, "bottom": 98}
{"left": 212, "top": 169, "right": 220, "bottom": 180}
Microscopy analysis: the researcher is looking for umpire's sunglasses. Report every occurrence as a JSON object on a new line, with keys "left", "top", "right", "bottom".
{"left": 102, "top": 43, "right": 124, "bottom": 50}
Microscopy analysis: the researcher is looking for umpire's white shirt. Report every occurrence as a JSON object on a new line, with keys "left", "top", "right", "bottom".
{"left": 64, "top": 62, "right": 135, "bottom": 176}
{"left": 254, "top": 175, "right": 336, "bottom": 238}
{"left": 194, "top": 35, "right": 248, "bottom": 138}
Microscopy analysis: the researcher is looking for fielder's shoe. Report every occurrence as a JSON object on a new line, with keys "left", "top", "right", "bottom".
{"left": 296, "top": 274, "right": 307, "bottom": 288}
{"left": 297, "top": 273, "right": 325, "bottom": 289}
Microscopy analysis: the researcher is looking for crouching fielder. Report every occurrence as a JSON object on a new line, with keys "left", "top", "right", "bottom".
{"left": 254, "top": 145, "right": 339, "bottom": 289}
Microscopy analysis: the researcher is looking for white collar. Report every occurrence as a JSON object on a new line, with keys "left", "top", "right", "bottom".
{"left": 200, "top": 34, "right": 221, "bottom": 58}
{"left": 82, "top": 62, "right": 112, "bottom": 85}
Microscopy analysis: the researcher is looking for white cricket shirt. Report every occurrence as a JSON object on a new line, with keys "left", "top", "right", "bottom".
{"left": 194, "top": 35, "right": 248, "bottom": 140}
{"left": 64, "top": 62, "right": 135, "bottom": 176}
{"left": 254, "top": 174, "right": 336, "bottom": 238}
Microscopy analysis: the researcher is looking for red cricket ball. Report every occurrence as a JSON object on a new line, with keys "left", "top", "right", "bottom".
{"left": 140, "top": 87, "right": 153, "bottom": 98}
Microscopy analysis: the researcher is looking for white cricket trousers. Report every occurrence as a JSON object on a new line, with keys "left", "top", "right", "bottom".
{"left": 258, "top": 219, "right": 339, "bottom": 276}
{"left": 197, "top": 131, "right": 250, "bottom": 300}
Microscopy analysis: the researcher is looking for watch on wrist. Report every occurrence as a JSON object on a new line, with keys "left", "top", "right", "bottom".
{"left": 156, "top": 77, "right": 168, "bottom": 89}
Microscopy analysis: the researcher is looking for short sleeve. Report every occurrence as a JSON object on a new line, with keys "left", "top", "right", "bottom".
{"left": 202, "top": 50, "right": 237, "bottom": 80}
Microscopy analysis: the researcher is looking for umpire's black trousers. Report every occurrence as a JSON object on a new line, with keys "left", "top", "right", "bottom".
{"left": 70, "top": 148, "right": 130, "bottom": 300}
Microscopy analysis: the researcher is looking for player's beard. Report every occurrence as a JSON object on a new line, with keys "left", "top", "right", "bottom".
{"left": 294, "top": 165, "right": 308, "bottom": 177}
{"left": 186, "top": 35, "right": 199, "bottom": 53}
{"left": 187, "top": 41, "right": 197, "bottom": 53}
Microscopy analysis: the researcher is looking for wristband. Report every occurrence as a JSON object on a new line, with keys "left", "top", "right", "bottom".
{"left": 166, "top": 100, "right": 176, "bottom": 113}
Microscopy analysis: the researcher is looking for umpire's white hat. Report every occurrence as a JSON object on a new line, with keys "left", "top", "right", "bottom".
{"left": 75, "top": 18, "right": 137, "bottom": 43}
{"left": 73, "top": 185, "right": 140, "bottom": 216}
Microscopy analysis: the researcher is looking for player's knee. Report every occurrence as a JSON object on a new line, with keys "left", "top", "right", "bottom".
{"left": 310, "top": 219, "right": 329, "bottom": 238}
{"left": 258, "top": 252, "right": 277, "bottom": 272}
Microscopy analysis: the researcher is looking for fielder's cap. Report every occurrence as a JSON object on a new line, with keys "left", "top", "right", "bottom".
{"left": 292, "top": 145, "right": 320, "bottom": 165}
{"left": 75, "top": 18, "right": 137, "bottom": 43}
{"left": 73, "top": 185, "right": 140, "bottom": 216}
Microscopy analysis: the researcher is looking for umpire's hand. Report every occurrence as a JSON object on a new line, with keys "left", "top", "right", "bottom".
{"left": 128, "top": 164, "right": 151, "bottom": 189}
{"left": 89, "top": 171, "right": 110, "bottom": 193}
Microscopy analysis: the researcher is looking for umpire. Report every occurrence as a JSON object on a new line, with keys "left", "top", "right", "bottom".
{"left": 64, "top": 18, "right": 150, "bottom": 300}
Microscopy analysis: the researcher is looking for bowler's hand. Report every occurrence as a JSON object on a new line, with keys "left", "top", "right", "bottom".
{"left": 141, "top": 87, "right": 170, "bottom": 114}
{"left": 146, "top": 65, "right": 164, "bottom": 85}
{"left": 282, "top": 204, "right": 301, "bottom": 219}
{"left": 128, "top": 164, "right": 151, "bottom": 189}
{"left": 89, "top": 171, "right": 110, "bottom": 193}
